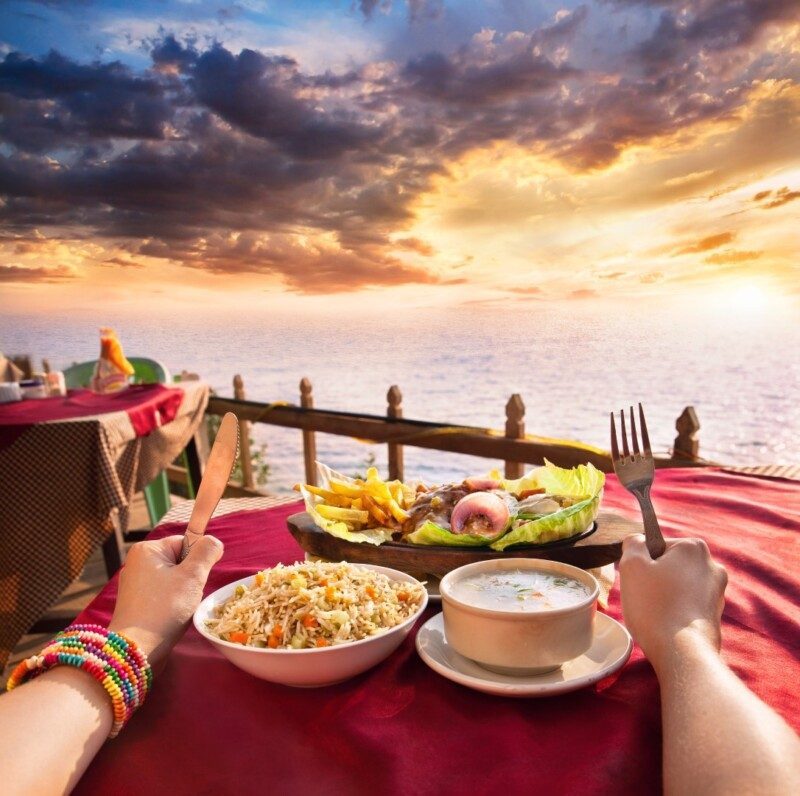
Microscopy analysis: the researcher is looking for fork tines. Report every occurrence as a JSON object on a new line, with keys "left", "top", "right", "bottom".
{"left": 610, "top": 402, "right": 651, "bottom": 463}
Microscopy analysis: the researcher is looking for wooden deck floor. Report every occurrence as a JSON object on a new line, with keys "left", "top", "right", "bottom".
{"left": 2, "top": 492, "right": 183, "bottom": 683}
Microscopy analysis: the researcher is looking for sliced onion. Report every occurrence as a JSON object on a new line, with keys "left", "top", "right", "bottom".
{"left": 450, "top": 491, "right": 510, "bottom": 537}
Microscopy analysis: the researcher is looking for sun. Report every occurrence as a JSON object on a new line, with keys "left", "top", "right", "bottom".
{"left": 711, "top": 281, "right": 782, "bottom": 313}
{"left": 730, "top": 284, "right": 770, "bottom": 310}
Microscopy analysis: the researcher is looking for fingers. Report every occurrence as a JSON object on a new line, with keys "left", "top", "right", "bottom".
{"left": 715, "top": 562, "right": 728, "bottom": 591}
{"left": 663, "top": 537, "right": 712, "bottom": 562}
{"left": 124, "top": 535, "right": 222, "bottom": 572}
{"left": 159, "top": 535, "right": 185, "bottom": 562}
{"left": 621, "top": 534, "right": 650, "bottom": 562}
{"left": 621, "top": 534, "right": 711, "bottom": 567}
{"left": 182, "top": 535, "right": 224, "bottom": 580}
{"left": 126, "top": 535, "right": 183, "bottom": 563}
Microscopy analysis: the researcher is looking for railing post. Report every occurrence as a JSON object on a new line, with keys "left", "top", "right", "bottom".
{"left": 233, "top": 374, "right": 254, "bottom": 489}
{"left": 674, "top": 406, "right": 700, "bottom": 461}
{"left": 504, "top": 394, "right": 526, "bottom": 479}
{"left": 300, "top": 377, "right": 318, "bottom": 486}
{"left": 387, "top": 385, "right": 404, "bottom": 482}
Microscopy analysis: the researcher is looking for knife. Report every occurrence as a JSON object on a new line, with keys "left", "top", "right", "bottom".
{"left": 179, "top": 412, "right": 240, "bottom": 562}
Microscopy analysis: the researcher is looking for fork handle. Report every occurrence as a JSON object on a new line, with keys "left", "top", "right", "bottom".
{"left": 634, "top": 488, "right": 666, "bottom": 559}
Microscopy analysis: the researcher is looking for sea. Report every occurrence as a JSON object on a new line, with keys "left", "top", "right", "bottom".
{"left": 3, "top": 300, "right": 799, "bottom": 493}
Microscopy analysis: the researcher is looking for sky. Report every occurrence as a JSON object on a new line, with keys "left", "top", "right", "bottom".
{"left": 0, "top": 0, "right": 798, "bottom": 314}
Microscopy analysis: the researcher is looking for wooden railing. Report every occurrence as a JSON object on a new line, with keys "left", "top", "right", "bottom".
{"left": 172, "top": 375, "right": 707, "bottom": 495}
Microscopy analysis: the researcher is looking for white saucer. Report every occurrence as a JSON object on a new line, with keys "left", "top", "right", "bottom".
{"left": 415, "top": 612, "right": 632, "bottom": 697}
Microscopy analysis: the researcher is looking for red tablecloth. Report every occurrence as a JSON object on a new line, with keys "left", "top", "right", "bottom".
{"left": 0, "top": 385, "right": 185, "bottom": 450}
{"left": 73, "top": 468, "right": 800, "bottom": 795}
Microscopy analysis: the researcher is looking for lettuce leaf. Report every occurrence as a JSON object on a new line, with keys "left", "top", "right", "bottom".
{"left": 490, "top": 494, "right": 600, "bottom": 550}
{"left": 405, "top": 520, "right": 507, "bottom": 546}
{"left": 500, "top": 460, "right": 605, "bottom": 498}
{"left": 490, "top": 461, "right": 605, "bottom": 550}
{"left": 532, "top": 460, "right": 605, "bottom": 498}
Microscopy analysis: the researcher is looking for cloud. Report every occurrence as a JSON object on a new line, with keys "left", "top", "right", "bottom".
{"left": 0, "top": 0, "right": 798, "bottom": 294}
{"left": 357, "top": 0, "right": 442, "bottom": 23}
{"left": 139, "top": 229, "right": 444, "bottom": 292}
{"left": 568, "top": 288, "right": 598, "bottom": 299}
{"left": 151, "top": 34, "right": 198, "bottom": 74}
{"left": 407, "top": 0, "right": 444, "bottom": 23}
{"left": 754, "top": 186, "right": 800, "bottom": 209}
{"left": 503, "top": 285, "right": 543, "bottom": 295}
{"left": 358, "top": 0, "right": 386, "bottom": 20}
{"left": 664, "top": 170, "right": 715, "bottom": 188}
{"left": 0, "top": 51, "right": 176, "bottom": 152}
{"left": 599, "top": 271, "right": 626, "bottom": 280}
{"left": 395, "top": 237, "right": 436, "bottom": 255}
{"left": 102, "top": 257, "right": 144, "bottom": 268}
{"left": 675, "top": 232, "right": 735, "bottom": 255}
{"left": 627, "top": 0, "right": 800, "bottom": 76}
{"left": 704, "top": 250, "right": 762, "bottom": 265}
{"left": 402, "top": 31, "right": 579, "bottom": 107}
{"left": 0, "top": 263, "right": 75, "bottom": 282}
{"left": 190, "top": 45, "right": 383, "bottom": 160}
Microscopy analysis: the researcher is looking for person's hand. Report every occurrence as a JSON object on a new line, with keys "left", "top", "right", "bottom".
{"left": 108, "top": 535, "right": 223, "bottom": 668}
{"left": 619, "top": 535, "right": 727, "bottom": 673}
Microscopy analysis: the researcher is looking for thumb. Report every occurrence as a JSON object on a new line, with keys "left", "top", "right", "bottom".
{"left": 183, "top": 534, "right": 224, "bottom": 578}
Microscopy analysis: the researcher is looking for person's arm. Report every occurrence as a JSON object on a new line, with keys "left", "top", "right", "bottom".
{"left": 0, "top": 534, "right": 223, "bottom": 795}
{"left": 620, "top": 535, "right": 800, "bottom": 796}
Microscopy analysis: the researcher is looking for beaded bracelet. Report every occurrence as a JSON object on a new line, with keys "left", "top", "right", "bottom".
{"left": 6, "top": 624, "right": 152, "bottom": 738}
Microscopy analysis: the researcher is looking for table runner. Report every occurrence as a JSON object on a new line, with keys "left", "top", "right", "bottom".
{"left": 0, "top": 381, "right": 209, "bottom": 669}
{"left": 70, "top": 468, "right": 799, "bottom": 795}
{"left": 0, "top": 384, "right": 185, "bottom": 444}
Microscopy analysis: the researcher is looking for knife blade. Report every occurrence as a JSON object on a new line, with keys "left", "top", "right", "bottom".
{"left": 179, "top": 412, "right": 239, "bottom": 561}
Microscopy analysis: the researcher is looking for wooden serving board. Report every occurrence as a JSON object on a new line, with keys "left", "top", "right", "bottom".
{"left": 286, "top": 510, "right": 641, "bottom": 576}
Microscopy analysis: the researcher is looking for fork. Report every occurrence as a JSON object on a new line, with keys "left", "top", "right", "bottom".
{"left": 610, "top": 403, "right": 666, "bottom": 559}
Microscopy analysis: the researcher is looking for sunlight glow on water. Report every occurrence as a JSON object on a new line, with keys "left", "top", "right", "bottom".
{"left": 3, "top": 301, "right": 798, "bottom": 492}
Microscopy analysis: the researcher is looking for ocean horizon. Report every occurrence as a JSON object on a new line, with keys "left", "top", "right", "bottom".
{"left": 3, "top": 300, "right": 798, "bottom": 492}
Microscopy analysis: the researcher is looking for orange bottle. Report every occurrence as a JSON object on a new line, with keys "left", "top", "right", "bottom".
{"left": 90, "top": 328, "right": 134, "bottom": 393}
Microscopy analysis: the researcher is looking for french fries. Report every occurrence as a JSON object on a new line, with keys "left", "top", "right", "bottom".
{"left": 315, "top": 505, "right": 370, "bottom": 523}
{"left": 295, "top": 466, "right": 411, "bottom": 532}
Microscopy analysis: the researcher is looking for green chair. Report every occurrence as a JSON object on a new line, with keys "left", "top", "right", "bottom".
{"left": 63, "top": 357, "right": 171, "bottom": 389}
{"left": 63, "top": 357, "right": 173, "bottom": 526}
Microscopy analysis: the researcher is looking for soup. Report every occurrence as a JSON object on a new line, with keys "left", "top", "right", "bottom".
{"left": 450, "top": 569, "right": 592, "bottom": 612}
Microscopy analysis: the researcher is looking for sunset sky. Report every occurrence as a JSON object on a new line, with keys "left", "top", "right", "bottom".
{"left": 1, "top": 0, "right": 798, "bottom": 313}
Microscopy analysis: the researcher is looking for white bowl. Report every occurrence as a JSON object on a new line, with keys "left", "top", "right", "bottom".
{"left": 440, "top": 558, "right": 599, "bottom": 676}
{"left": 194, "top": 564, "right": 428, "bottom": 687}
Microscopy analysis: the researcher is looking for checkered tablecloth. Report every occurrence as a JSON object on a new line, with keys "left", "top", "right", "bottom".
{"left": 158, "top": 495, "right": 301, "bottom": 525}
{"left": 0, "top": 381, "right": 209, "bottom": 668}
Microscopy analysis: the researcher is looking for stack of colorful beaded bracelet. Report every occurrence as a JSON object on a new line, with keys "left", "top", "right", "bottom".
{"left": 6, "top": 624, "right": 152, "bottom": 738}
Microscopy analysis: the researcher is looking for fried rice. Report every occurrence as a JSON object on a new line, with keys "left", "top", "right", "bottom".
{"left": 206, "top": 561, "right": 425, "bottom": 649}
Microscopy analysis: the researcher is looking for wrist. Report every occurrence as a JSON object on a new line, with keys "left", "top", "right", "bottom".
{"left": 107, "top": 621, "right": 158, "bottom": 661}
{"left": 651, "top": 625, "right": 719, "bottom": 680}
{"left": 7, "top": 625, "right": 153, "bottom": 739}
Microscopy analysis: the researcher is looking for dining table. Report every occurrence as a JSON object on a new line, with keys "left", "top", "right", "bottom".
{"left": 66, "top": 466, "right": 800, "bottom": 795}
{"left": 0, "top": 381, "right": 209, "bottom": 670}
